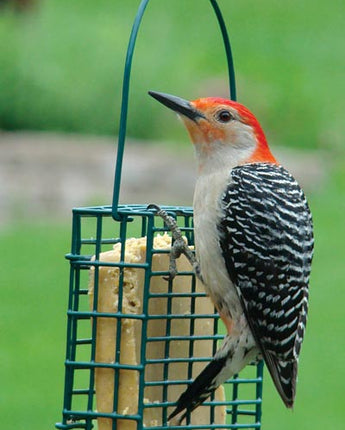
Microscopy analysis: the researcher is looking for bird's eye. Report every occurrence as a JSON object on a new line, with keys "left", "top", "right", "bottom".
{"left": 216, "top": 110, "right": 233, "bottom": 123}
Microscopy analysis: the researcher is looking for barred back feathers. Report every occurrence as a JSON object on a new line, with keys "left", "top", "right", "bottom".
{"left": 218, "top": 163, "right": 314, "bottom": 406}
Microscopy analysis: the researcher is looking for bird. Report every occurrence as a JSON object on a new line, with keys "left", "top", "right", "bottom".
{"left": 148, "top": 90, "right": 314, "bottom": 424}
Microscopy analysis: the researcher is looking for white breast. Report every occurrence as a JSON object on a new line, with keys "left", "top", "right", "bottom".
{"left": 193, "top": 170, "right": 243, "bottom": 320}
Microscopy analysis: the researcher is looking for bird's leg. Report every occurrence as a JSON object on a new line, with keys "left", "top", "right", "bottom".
{"left": 147, "top": 204, "right": 202, "bottom": 282}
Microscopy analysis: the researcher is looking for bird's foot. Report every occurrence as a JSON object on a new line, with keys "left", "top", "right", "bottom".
{"left": 147, "top": 204, "right": 202, "bottom": 282}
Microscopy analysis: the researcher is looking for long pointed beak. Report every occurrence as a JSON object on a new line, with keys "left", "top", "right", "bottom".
{"left": 148, "top": 91, "right": 205, "bottom": 121}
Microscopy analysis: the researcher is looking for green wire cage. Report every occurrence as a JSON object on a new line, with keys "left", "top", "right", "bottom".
{"left": 56, "top": 1, "right": 264, "bottom": 429}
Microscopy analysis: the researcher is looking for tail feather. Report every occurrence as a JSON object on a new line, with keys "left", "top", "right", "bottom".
{"left": 264, "top": 351, "right": 298, "bottom": 408}
{"left": 168, "top": 355, "right": 227, "bottom": 423}
{"left": 168, "top": 335, "right": 259, "bottom": 424}
{"left": 275, "top": 360, "right": 298, "bottom": 408}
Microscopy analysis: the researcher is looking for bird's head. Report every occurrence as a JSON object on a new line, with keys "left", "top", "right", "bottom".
{"left": 149, "top": 91, "right": 277, "bottom": 174}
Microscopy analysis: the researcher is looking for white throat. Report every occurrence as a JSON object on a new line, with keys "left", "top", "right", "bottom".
{"left": 194, "top": 136, "right": 255, "bottom": 176}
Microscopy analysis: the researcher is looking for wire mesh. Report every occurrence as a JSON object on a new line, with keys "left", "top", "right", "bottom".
{"left": 55, "top": 205, "right": 263, "bottom": 430}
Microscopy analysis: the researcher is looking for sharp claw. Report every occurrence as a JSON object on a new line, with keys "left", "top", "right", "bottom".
{"left": 147, "top": 203, "right": 161, "bottom": 212}
{"left": 163, "top": 274, "right": 175, "bottom": 282}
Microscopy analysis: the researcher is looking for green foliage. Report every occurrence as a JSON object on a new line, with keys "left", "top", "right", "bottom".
{"left": 0, "top": 0, "right": 344, "bottom": 149}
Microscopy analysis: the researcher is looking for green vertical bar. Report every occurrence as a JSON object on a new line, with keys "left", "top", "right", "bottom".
{"left": 87, "top": 214, "right": 103, "bottom": 419}
{"left": 112, "top": 215, "right": 129, "bottom": 429}
{"left": 112, "top": 0, "right": 150, "bottom": 220}
{"left": 209, "top": 0, "right": 237, "bottom": 101}
{"left": 141, "top": 215, "right": 148, "bottom": 237}
{"left": 187, "top": 272, "right": 197, "bottom": 426}
{"left": 255, "top": 361, "right": 264, "bottom": 428}
{"left": 139, "top": 212, "right": 155, "bottom": 429}
{"left": 162, "top": 278, "right": 173, "bottom": 425}
{"left": 231, "top": 374, "right": 239, "bottom": 425}
{"left": 62, "top": 212, "right": 83, "bottom": 425}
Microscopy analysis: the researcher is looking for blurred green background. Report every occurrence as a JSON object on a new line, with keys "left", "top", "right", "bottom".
{"left": 1, "top": 0, "right": 344, "bottom": 429}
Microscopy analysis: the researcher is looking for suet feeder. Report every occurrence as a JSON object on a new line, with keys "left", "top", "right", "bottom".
{"left": 56, "top": 1, "right": 264, "bottom": 429}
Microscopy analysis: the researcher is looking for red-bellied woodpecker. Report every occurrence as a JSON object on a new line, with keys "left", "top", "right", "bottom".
{"left": 148, "top": 91, "right": 314, "bottom": 424}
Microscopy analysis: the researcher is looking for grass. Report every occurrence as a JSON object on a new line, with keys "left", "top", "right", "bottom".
{"left": 1, "top": 223, "right": 69, "bottom": 430}
{"left": 0, "top": 0, "right": 344, "bottom": 150}
{"left": 1, "top": 163, "right": 345, "bottom": 429}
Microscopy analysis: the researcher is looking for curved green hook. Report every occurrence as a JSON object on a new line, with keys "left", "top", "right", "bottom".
{"left": 112, "top": 0, "right": 236, "bottom": 220}
{"left": 210, "top": 0, "right": 237, "bottom": 101}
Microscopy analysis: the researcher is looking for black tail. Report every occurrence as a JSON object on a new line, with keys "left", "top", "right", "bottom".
{"left": 168, "top": 355, "right": 227, "bottom": 424}
{"left": 263, "top": 350, "right": 298, "bottom": 408}
{"left": 272, "top": 359, "right": 297, "bottom": 408}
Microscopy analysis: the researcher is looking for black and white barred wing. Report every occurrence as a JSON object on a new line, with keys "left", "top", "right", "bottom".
{"left": 218, "top": 163, "right": 314, "bottom": 407}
